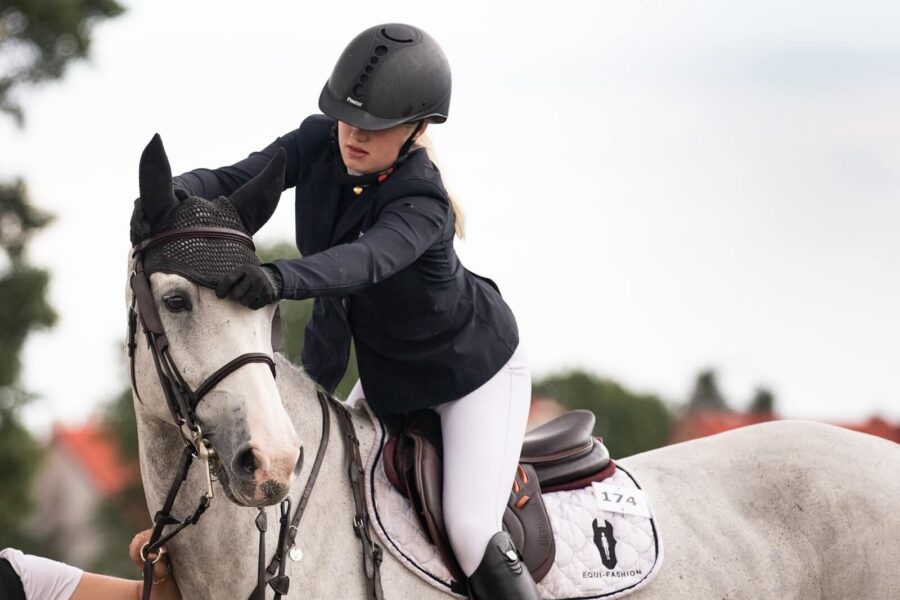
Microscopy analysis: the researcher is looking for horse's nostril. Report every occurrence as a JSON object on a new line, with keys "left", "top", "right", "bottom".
{"left": 238, "top": 447, "right": 258, "bottom": 475}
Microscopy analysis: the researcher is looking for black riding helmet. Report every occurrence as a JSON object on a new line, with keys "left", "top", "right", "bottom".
{"left": 319, "top": 23, "right": 451, "bottom": 130}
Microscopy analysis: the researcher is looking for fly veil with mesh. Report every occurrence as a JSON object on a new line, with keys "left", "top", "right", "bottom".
{"left": 130, "top": 136, "right": 285, "bottom": 289}
{"left": 132, "top": 193, "right": 262, "bottom": 287}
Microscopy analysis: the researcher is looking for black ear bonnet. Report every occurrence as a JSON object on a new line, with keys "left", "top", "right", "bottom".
{"left": 131, "top": 194, "right": 260, "bottom": 289}
{"left": 132, "top": 134, "right": 285, "bottom": 289}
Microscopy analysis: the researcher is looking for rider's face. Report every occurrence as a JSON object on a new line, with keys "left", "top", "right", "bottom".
{"left": 337, "top": 121, "right": 425, "bottom": 174}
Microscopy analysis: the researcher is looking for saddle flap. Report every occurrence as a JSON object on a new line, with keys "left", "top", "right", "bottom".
{"left": 504, "top": 464, "right": 556, "bottom": 583}
{"left": 397, "top": 412, "right": 467, "bottom": 584}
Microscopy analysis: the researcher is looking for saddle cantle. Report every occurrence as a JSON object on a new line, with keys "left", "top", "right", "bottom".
{"left": 382, "top": 409, "right": 616, "bottom": 588}
{"left": 523, "top": 411, "right": 613, "bottom": 492}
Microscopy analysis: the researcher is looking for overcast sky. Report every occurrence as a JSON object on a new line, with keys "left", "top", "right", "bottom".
{"left": 3, "top": 0, "right": 899, "bottom": 434}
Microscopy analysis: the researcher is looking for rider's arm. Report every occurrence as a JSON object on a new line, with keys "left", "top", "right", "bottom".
{"left": 267, "top": 184, "right": 449, "bottom": 299}
{"left": 172, "top": 127, "right": 303, "bottom": 199}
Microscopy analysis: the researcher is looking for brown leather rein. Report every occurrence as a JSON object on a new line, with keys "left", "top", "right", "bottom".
{"left": 128, "top": 226, "right": 382, "bottom": 600}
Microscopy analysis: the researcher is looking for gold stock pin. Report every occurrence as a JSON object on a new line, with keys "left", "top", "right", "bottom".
{"left": 353, "top": 186, "right": 364, "bottom": 196}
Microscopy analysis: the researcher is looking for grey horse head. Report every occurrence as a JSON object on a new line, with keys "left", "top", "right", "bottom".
{"left": 132, "top": 134, "right": 300, "bottom": 507}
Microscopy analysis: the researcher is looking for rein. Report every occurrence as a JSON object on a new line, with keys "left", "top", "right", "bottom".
{"left": 129, "top": 226, "right": 382, "bottom": 600}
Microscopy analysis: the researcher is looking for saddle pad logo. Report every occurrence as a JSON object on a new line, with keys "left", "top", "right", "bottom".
{"left": 592, "top": 519, "right": 618, "bottom": 569}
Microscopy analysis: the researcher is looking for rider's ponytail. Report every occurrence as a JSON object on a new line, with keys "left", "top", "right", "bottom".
{"left": 412, "top": 133, "right": 465, "bottom": 239}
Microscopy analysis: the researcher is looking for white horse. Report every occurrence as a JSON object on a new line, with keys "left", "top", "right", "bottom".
{"left": 128, "top": 138, "right": 900, "bottom": 599}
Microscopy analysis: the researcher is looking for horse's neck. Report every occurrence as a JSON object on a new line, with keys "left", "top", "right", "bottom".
{"left": 134, "top": 356, "right": 384, "bottom": 598}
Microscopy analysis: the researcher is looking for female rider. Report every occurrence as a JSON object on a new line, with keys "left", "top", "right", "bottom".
{"left": 177, "top": 23, "right": 540, "bottom": 599}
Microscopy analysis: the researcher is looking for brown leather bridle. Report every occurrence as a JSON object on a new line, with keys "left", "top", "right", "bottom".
{"left": 129, "top": 226, "right": 282, "bottom": 599}
{"left": 128, "top": 225, "right": 383, "bottom": 600}
{"left": 128, "top": 226, "right": 276, "bottom": 433}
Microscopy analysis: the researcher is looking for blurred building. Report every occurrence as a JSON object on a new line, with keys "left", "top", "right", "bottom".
{"left": 670, "top": 410, "right": 900, "bottom": 444}
{"left": 29, "top": 423, "right": 137, "bottom": 568}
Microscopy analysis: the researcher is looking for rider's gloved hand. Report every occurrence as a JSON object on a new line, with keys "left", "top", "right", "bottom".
{"left": 216, "top": 264, "right": 282, "bottom": 309}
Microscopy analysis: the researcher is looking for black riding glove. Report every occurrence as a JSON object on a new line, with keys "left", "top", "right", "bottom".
{"left": 216, "top": 265, "right": 282, "bottom": 309}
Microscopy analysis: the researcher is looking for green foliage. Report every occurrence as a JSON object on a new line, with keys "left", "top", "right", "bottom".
{"left": 0, "top": 0, "right": 125, "bottom": 124}
{"left": 0, "top": 181, "right": 54, "bottom": 549}
{"left": 0, "top": 0, "right": 123, "bottom": 560}
{"left": 533, "top": 370, "right": 672, "bottom": 459}
{"left": 0, "top": 400, "right": 42, "bottom": 549}
{"left": 256, "top": 240, "right": 359, "bottom": 398}
{"left": 0, "top": 180, "right": 56, "bottom": 387}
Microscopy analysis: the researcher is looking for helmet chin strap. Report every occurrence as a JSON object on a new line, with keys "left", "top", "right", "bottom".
{"left": 334, "top": 120, "right": 424, "bottom": 186}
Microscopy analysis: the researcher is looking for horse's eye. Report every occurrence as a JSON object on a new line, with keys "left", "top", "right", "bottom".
{"left": 163, "top": 293, "right": 191, "bottom": 312}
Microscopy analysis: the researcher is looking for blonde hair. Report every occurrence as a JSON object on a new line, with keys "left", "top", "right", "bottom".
{"left": 412, "top": 132, "right": 466, "bottom": 239}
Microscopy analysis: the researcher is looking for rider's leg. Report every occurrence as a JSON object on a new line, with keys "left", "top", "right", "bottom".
{"left": 433, "top": 344, "right": 539, "bottom": 598}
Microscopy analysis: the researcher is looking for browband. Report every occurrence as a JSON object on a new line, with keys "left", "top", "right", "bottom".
{"left": 132, "top": 226, "right": 255, "bottom": 257}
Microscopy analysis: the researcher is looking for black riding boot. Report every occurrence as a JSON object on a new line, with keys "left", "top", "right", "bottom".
{"left": 467, "top": 531, "right": 541, "bottom": 600}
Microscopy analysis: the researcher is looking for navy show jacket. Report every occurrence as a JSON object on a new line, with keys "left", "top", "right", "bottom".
{"left": 174, "top": 115, "right": 518, "bottom": 415}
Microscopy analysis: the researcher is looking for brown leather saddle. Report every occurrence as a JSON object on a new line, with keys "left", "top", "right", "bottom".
{"left": 382, "top": 409, "right": 615, "bottom": 587}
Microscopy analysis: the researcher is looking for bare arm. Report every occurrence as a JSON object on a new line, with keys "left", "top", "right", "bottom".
{"left": 68, "top": 530, "right": 182, "bottom": 600}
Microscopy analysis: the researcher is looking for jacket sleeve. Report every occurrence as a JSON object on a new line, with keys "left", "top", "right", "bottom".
{"left": 267, "top": 191, "right": 449, "bottom": 299}
{"left": 172, "top": 128, "right": 303, "bottom": 198}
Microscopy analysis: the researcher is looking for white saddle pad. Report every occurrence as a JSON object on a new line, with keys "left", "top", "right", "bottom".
{"left": 359, "top": 402, "right": 664, "bottom": 599}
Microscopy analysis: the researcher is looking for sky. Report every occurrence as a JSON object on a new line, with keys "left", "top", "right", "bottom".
{"left": 2, "top": 0, "right": 899, "bottom": 434}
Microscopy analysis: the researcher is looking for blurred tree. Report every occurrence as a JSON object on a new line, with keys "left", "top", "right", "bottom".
{"left": 0, "top": 0, "right": 124, "bottom": 560}
{"left": 533, "top": 370, "right": 672, "bottom": 459}
{"left": 687, "top": 369, "right": 728, "bottom": 412}
{"left": 0, "top": 0, "right": 125, "bottom": 124}
{"left": 0, "top": 180, "right": 56, "bottom": 549}
{"left": 748, "top": 386, "right": 775, "bottom": 414}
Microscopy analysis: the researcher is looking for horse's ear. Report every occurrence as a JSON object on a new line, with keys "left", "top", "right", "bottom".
{"left": 138, "top": 134, "right": 178, "bottom": 225}
{"left": 592, "top": 519, "right": 600, "bottom": 533}
{"left": 230, "top": 148, "right": 285, "bottom": 235}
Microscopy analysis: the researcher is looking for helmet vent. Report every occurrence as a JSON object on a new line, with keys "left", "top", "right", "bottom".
{"left": 381, "top": 26, "right": 415, "bottom": 43}
{"left": 374, "top": 45, "right": 388, "bottom": 56}
{"left": 353, "top": 84, "right": 366, "bottom": 97}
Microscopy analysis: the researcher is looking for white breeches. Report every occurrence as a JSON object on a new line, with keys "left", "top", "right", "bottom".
{"left": 347, "top": 344, "right": 531, "bottom": 577}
